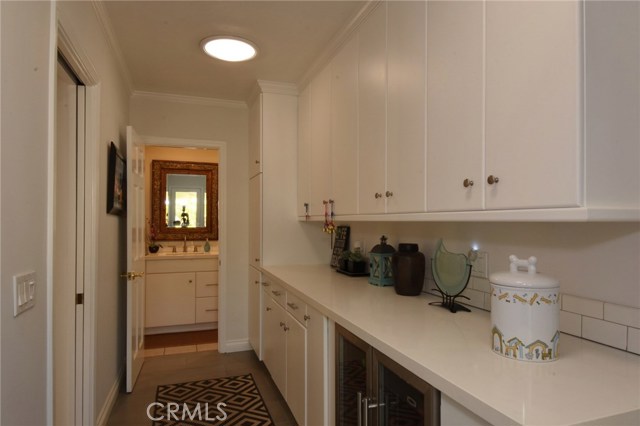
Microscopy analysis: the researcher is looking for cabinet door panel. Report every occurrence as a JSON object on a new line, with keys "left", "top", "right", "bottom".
{"left": 286, "top": 317, "right": 306, "bottom": 426}
{"left": 249, "top": 94, "right": 262, "bottom": 177}
{"left": 358, "top": 4, "right": 387, "bottom": 214}
{"left": 249, "top": 266, "right": 262, "bottom": 359}
{"left": 331, "top": 36, "right": 359, "bottom": 215}
{"left": 263, "top": 296, "right": 287, "bottom": 396}
{"left": 146, "top": 272, "right": 195, "bottom": 327}
{"left": 427, "top": 1, "right": 484, "bottom": 212}
{"left": 307, "top": 305, "right": 327, "bottom": 426}
{"left": 309, "top": 64, "right": 333, "bottom": 217}
{"left": 485, "top": 1, "right": 581, "bottom": 209}
{"left": 249, "top": 174, "right": 262, "bottom": 267}
{"left": 387, "top": 0, "right": 426, "bottom": 213}
{"left": 298, "top": 86, "right": 311, "bottom": 217}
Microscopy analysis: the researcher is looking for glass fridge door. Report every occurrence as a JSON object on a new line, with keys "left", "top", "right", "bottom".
{"left": 374, "top": 349, "right": 440, "bottom": 426}
{"left": 336, "top": 325, "right": 371, "bottom": 426}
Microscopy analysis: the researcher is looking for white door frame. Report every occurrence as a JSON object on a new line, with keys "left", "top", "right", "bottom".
{"left": 49, "top": 11, "right": 101, "bottom": 426}
{"left": 142, "top": 136, "right": 228, "bottom": 351}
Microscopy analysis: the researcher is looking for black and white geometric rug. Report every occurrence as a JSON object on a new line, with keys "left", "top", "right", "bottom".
{"left": 151, "top": 374, "right": 274, "bottom": 426}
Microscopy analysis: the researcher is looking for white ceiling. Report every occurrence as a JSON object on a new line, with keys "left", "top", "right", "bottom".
{"left": 103, "top": 1, "right": 367, "bottom": 102}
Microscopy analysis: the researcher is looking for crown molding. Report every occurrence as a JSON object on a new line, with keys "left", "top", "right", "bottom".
{"left": 57, "top": 8, "right": 99, "bottom": 86}
{"left": 91, "top": 0, "right": 133, "bottom": 94}
{"left": 132, "top": 90, "right": 247, "bottom": 109}
{"left": 297, "top": 0, "right": 381, "bottom": 91}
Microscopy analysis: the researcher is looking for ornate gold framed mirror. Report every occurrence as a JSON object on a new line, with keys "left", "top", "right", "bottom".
{"left": 151, "top": 160, "right": 218, "bottom": 241}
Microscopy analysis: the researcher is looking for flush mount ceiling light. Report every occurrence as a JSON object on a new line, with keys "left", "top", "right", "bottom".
{"left": 200, "top": 36, "right": 257, "bottom": 62}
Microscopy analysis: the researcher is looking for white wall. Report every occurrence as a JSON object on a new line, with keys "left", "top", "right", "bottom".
{"left": 0, "top": 2, "right": 52, "bottom": 424}
{"left": 347, "top": 221, "right": 640, "bottom": 309}
{"left": 1, "top": 1, "right": 131, "bottom": 424}
{"left": 130, "top": 94, "right": 250, "bottom": 345}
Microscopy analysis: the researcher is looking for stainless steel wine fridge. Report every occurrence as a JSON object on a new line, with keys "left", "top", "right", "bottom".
{"left": 335, "top": 324, "right": 440, "bottom": 426}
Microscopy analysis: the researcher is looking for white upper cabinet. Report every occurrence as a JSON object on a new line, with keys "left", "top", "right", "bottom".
{"left": 386, "top": 0, "right": 426, "bottom": 213}
{"left": 427, "top": 1, "right": 484, "bottom": 212}
{"left": 330, "top": 36, "right": 359, "bottom": 216}
{"left": 249, "top": 94, "right": 262, "bottom": 178}
{"left": 358, "top": 4, "right": 387, "bottom": 214}
{"left": 485, "top": 0, "right": 581, "bottom": 210}
{"left": 308, "top": 64, "right": 333, "bottom": 217}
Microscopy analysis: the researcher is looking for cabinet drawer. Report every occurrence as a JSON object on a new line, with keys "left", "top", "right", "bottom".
{"left": 196, "top": 271, "right": 218, "bottom": 297}
{"left": 264, "top": 280, "right": 286, "bottom": 307}
{"left": 286, "top": 292, "right": 308, "bottom": 325}
{"left": 196, "top": 297, "right": 218, "bottom": 323}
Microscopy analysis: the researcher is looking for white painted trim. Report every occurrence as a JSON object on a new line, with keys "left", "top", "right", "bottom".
{"left": 90, "top": 0, "right": 132, "bottom": 93}
{"left": 256, "top": 80, "right": 298, "bottom": 96}
{"left": 140, "top": 136, "right": 230, "bottom": 354}
{"left": 219, "top": 339, "right": 252, "bottom": 353}
{"left": 95, "top": 367, "right": 124, "bottom": 426}
{"left": 47, "top": 3, "right": 57, "bottom": 423}
{"left": 54, "top": 10, "right": 102, "bottom": 425}
{"left": 0, "top": 2, "right": 3, "bottom": 422}
{"left": 132, "top": 90, "right": 247, "bottom": 109}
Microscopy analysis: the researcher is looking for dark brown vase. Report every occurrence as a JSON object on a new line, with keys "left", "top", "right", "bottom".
{"left": 391, "top": 243, "right": 425, "bottom": 296}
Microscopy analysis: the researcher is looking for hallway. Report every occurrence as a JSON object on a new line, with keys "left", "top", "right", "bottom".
{"left": 107, "top": 350, "right": 297, "bottom": 425}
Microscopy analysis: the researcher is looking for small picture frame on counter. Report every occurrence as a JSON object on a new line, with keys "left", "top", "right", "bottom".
{"left": 330, "top": 225, "right": 350, "bottom": 268}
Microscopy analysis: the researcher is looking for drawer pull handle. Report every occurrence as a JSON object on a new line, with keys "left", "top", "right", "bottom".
{"left": 287, "top": 302, "right": 299, "bottom": 310}
{"left": 205, "top": 284, "right": 215, "bottom": 287}
{"left": 254, "top": 280, "right": 260, "bottom": 284}
{"left": 266, "top": 307, "right": 272, "bottom": 312}
{"left": 272, "top": 290, "right": 282, "bottom": 296}
{"left": 279, "top": 321, "right": 286, "bottom": 327}
{"left": 205, "top": 309, "right": 216, "bottom": 312}
{"left": 374, "top": 192, "right": 382, "bottom": 199}
{"left": 261, "top": 282, "right": 270, "bottom": 287}
{"left": 304, "top": 314, "right": 311, "bottom": 321}
{"left": 385, "top": 191, "right": 393, "bottom": 197}
{"left": 254, "top": 258, "right": 260, "bottom": 262}
{"left": 487, "top": 175, "right": 500, "bottom": 185}
{"left": 283, "top": 325, "right": 290, "bottom": 332}
{"left": 463, "top": 178, "right": 474, "bottom": 188}
{"left": 188, "top": 280, "right": 193, "bottom": 284}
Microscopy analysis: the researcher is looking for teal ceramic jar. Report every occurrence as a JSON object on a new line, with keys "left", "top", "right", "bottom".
{"left": 368, "top": 236, "right": 395, "bottom": 286}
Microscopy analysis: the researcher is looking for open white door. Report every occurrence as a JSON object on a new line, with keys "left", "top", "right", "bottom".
{"left": 125, "top": 126, "right": 146, "bottom": 392}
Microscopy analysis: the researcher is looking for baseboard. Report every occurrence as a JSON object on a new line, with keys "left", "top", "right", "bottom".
{"left": 95, "top": 366, "right": 124, "bottom": 426}
{"left": 219, "top": 338, "right": 251, "bottom": 353}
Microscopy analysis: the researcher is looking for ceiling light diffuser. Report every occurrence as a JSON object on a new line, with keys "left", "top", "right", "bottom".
{"left": 201, "top": 36, "right": 257, "bottom": 62}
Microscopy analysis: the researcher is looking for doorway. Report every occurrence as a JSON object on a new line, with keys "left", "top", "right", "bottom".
{"left": 53, "top": 53, "right": 85, "bottom": 426}
{"left": 141, "top": 141, "right": 227, "bottom": 357}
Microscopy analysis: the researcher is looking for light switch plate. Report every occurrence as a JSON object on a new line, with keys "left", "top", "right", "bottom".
{"left": 471, "top": 252, "right": 488, "bottom": 279}
{"left": 13, "top": 271, "right": 36, "bottom": 317}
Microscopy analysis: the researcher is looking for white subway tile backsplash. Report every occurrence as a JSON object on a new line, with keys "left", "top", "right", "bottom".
{"left": 582, "top": 317, "right": 627, "bottom": 350}
{"left": 604, "top": 303, "right": 640, "bottom": 328}
{"left": 628, "top": 328, "right": 640, "bottom": 355}
{"left": 471, "top": 277, "right": 491, "bottom": 293}
{"left": 460, "top": 288, "right": 485, "bottom": 310}
{"left": 560, "top": 310, "right": 582, "bottom": 336}
{"left": 562, "top": 294, "right": 604, "bottom": 319}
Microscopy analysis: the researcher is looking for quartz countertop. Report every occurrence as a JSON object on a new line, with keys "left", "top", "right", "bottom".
{"left": 261, "top": 264, "right": 640, "bottom": 425}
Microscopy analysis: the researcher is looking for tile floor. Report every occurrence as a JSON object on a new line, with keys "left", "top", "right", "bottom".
{"left": 107, "top": 350, "right": 297, "bottom": 426}
{"left": 144, "top": 330, "right": 218, "bottom": 357}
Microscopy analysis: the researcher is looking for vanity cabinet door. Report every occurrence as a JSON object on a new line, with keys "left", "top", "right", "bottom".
{"left": 263, "top": 296, "right": 287, "bottom": 396}
{"left": 146, "top": 272, "right": 196, "bottom": 327}
{"left": 286, "top": 316, "right": 306, "bottom": 426}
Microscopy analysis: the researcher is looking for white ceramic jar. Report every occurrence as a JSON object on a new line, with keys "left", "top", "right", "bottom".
{"left": 490, "top": 255, "right": 560, "bottom": 362}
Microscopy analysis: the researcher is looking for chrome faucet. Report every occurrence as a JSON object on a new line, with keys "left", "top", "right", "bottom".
{"left": 183, "top": 236, "right": 187, "bottom": 252}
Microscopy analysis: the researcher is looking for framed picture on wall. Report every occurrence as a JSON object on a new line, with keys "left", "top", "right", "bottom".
{"left": 107, "top": 141, "right": 126, "bottom": 215}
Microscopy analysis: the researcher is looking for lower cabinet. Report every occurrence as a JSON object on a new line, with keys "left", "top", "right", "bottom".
{"left": 335, "top": 324, "right": 440, "bottom": 426}
{"left": 145, "top": 258, "right": 218, "bottom": 330}
{"left": 261, "top": 281, "right": 328, "bottom": 426}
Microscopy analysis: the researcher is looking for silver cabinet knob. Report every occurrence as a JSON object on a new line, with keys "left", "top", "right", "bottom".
{"left": 272, "top": 290, "right": 282, "bottom": 296}
{"left": 266, "top": 307, "right": 272, "bottom": 311}
{"left": 374, "top": 192, "right": 383, "bottom": 199}
{"left": 304, "top": 314, "right": 311, "bottom": 321}
{"left": 255, "top": 160, "right": 260, "bottom": 164}
{"left": 287, "top": 302, "right": 299, "bottom": 310}
{"left": 385, "top": 191, "right": 393, "bottom": 197}
{"left": 261, "top": 282, "right": 270, "bottom": 287}
{"left": 487, "top": 175, "right": 500, "bottom": 185}
{"left": 463, "top": 179, "right": 474, "bottom": 188}
{"left": 279, "top": 321, "right": 285, "bottom": 327}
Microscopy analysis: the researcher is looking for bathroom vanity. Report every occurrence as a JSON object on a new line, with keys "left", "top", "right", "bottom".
{"left": 145, "top": 253, "right": 219, "bottom": 333}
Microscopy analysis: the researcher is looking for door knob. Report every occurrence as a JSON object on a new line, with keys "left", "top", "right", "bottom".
{"left": 487, "top": 175, "right": 500, "bottom": 185}
{"left": 463, "top": 178, "right": 474, "bottom": 188}
{"left": 121, "top": 271, "right": 144, "bottom": 281}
